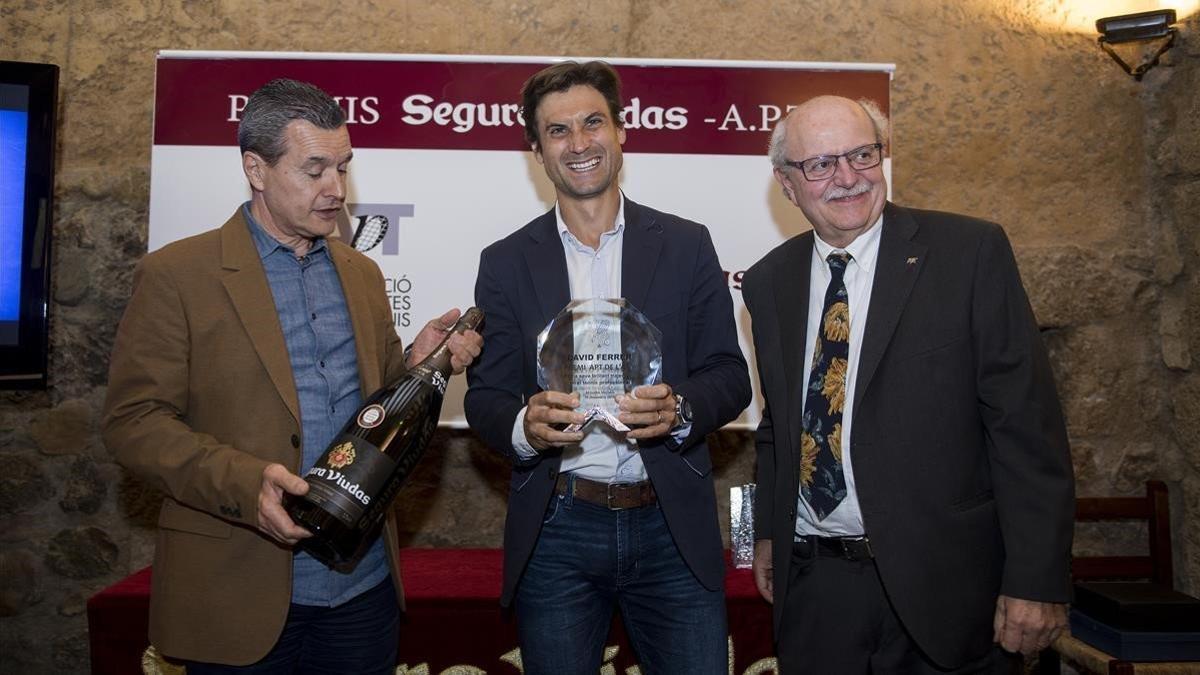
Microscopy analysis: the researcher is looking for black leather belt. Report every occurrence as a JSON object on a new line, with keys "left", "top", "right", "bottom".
{"left": 794, "top": 535, "right": 874, "bottom": 561}
{"left": 555, "top": 474, "right": 656, "bottom": 510}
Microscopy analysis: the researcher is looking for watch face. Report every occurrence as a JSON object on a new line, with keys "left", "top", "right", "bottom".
{"left": 676, "top": 394, "right": 692, "bottom": 423}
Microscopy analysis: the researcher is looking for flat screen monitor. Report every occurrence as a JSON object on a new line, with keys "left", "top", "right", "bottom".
{"left": 0, "top": 61, "right": 57, "bottom": 389}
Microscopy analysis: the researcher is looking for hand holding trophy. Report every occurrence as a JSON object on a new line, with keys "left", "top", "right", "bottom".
{"left": 536, "top": 298, "right": 664, "bottom": 437}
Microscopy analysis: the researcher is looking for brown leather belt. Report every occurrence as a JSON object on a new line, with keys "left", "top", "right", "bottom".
{"left": 555, "top": 474, "right": 657, "bottom": 510}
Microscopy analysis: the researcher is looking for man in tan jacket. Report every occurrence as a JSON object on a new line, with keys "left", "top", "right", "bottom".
{"left": 103, "top": 78, "right": 480, "bottom": 673}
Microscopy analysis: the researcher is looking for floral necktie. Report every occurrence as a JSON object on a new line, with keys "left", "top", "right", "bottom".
{"left": 801, "top": 252, "right": 851, "bottom": 520}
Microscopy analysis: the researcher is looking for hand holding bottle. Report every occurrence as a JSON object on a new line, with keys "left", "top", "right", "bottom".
{"left": 257, "top": 463, "right": 313, "bottom": 545}
{"left": 285, "top": 308, "right": 484, "bottom": 566}
{"left": 407, "top": 308, "right": 483, "bottom": 373}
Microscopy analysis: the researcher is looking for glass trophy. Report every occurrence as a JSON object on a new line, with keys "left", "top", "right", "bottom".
{"left": 536, "top": 298, "right": 663, "bottom": 432}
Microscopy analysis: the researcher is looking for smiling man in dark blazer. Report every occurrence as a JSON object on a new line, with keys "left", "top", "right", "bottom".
{"left": 742, "top": 95, "right": 1074, "bottom": 673}
{"left": 464, "top": 61, "right": 750, "bottom": 674}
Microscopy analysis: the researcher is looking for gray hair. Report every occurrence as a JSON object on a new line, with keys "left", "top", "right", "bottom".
{"left": 238, "top": 79, "right": 345, "bottom": 165}
{"left": 767, "top": 98, "right": 890, "bottom": 168}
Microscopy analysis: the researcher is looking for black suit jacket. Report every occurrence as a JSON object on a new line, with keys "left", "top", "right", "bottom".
{"left": 742, "top": 203, "right": 1073, "bottom": 668}
{"left": 465, "top": 198, "right": 751, "bottom": 606}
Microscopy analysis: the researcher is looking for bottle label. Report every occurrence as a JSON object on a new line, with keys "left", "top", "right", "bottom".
{"left": 357, "top": 404, "right": 386, "bottom": 429}
{"left": 430, "top": 370, "right": 447, "bottom": 395}
{"left": 409, "top": 363, "right": 448, "bottom": 395}
{"left": 302, "top": 434, "right": 395, "bottom": 527}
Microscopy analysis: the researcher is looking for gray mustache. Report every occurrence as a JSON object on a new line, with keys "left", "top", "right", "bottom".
{"left": 824, "top": 183, "right": 871, "bottom": 202}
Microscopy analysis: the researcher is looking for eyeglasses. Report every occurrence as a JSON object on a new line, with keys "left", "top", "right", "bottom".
{"left": 783, "top": 143, "right": 884, "bottom": 181}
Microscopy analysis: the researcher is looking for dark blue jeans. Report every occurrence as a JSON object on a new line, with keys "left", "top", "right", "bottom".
{"left": 513, "top": 485, "right": 728, "bottom": 675}
{"left": 182, "top": 578, "right": 398, "bottom": 674}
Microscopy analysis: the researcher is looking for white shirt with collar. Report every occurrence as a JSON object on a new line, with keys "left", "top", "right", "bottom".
{"left": 510, "top": 196, "right": 649, "bottom": 483}
{"left": 795, "top": 214, "right": 883, "bottom": 538}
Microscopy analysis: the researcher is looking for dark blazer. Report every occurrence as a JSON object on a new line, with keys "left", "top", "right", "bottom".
{"left": 103, "top": 210, "right": 408, "bottom": 665}
{"left": 465, "top": 197, "right": 751, "bottom": 606}
{"left": 742, "top": 203, "right": 1074, "bottom": 669}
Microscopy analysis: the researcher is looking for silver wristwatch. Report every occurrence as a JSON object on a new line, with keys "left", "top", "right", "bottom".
{"left": 673, "top": 393, "right": 693, "bottom": 427}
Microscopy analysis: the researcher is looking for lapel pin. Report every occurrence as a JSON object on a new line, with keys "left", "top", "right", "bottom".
{"left": 906, "top": 256, "right": 918, "bottom": 266}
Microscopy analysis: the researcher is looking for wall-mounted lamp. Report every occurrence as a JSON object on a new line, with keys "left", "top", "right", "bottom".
{"left": 1097, "top": 10, "right": 1178, "bottom": 80}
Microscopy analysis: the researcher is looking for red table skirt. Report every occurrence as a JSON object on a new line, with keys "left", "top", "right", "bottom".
{"left": 87, "top": 548, "right": 777, "bottom": 673}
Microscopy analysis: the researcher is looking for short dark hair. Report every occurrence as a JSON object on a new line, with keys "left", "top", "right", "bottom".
{"left": 238, "top": 78, "right": 345, "bottom": 165}
{"left": 520, "top": 61, "right": 624, "bottom": 148}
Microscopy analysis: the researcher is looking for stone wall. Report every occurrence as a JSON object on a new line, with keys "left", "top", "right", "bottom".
{"left": 2, "top": 1, "right": 1197, "bottom": 671}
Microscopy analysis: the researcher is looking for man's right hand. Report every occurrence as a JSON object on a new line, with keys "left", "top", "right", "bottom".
{"left": 753, "top": 539, "right": 774, "bottom": 604}
{"left": 257, "top": 463, "right": 313, "bottom": 546}
{"left": 524, "top": 391, "right": 586, "bottom": 451}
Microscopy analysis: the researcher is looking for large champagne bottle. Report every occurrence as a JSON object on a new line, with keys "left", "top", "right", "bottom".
{"left": 285, "top": 307, "right": 483, "bottom": 567}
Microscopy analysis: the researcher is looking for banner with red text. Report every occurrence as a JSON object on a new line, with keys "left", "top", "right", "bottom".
{"left": 149, "top": 52, "right": 894, "bottom": 427}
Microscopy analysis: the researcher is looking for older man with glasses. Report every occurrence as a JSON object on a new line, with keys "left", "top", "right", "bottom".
{"left": 741, "top": 95, "right": 1075, "bottom": 674}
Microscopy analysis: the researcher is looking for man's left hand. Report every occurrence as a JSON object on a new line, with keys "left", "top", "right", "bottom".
{"left": 407, "top": 308, "right": 483, "bottom": 373}
{"left": 993, "top": 595, "right": 1068, "bottom": 655}
{"left": 617, "top": 383, "right": 676, "bottom": 440}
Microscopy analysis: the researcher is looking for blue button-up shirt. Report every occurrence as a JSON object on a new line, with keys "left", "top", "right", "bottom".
{"left": 244, "top": 204, "right": 389, "bottom": 607}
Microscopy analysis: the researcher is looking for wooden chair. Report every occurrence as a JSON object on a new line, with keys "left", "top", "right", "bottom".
{"left": 1039, "top": 480, "right": 1192, "bottom": 675}
{"left": 1071, "top": 480, "right": 1172, "bottom": 588}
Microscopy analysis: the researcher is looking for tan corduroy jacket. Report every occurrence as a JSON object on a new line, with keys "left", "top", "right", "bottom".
{"left": 103, "top": 209, "right": 407, "bottom": 665}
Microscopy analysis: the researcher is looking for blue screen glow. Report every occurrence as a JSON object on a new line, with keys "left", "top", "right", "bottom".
{"left": 0, "top": 108, "right": 28, "bottom": 322}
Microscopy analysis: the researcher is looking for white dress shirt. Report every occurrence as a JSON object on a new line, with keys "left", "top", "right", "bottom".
{"left": 795, "top": 215, "right": 883, "bottom": 538}
{"left": 510, "top": 196, "right": 650, "bottom": 483}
